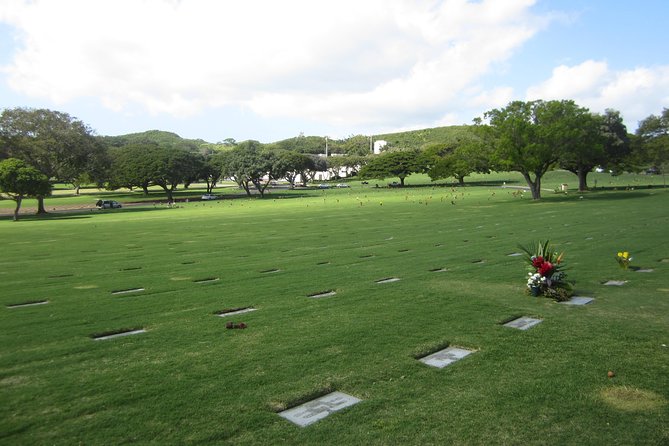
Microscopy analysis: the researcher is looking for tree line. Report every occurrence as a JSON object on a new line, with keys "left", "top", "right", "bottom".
{"left": 0, "top": 101, "right": 667, "bottom": 220}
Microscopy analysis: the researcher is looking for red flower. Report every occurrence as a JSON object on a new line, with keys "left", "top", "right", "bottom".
{"left": 538, "top": 261, "right": 554, "bottom": 277}
{"left": 532, "top": 256, "right": 544, "bottom": 268}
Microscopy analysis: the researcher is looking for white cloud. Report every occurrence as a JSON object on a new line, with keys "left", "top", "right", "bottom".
{"left": 0, "top": 0, "right": 548, "bottom": 131}
{"left": 525, "top": 60, "right": 669, "bottom": 128}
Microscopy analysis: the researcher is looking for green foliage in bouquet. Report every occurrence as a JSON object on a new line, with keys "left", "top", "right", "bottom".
{"left": 519, "top": 240, "right": 574, "bottom": 301}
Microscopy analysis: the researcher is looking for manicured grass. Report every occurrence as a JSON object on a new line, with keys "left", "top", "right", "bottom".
{"left": 1, "top": 172, "right": 668, "bottom": 445}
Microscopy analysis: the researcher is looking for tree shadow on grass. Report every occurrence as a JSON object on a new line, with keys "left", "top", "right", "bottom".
{"left": 381, "top": 179, "right": 521, "bottom": 189}
{"left": 3, "top": 206, "right": 170, "bottom": 222}
{"left": 540, "top": 190, "right": 656, "bottom": 203}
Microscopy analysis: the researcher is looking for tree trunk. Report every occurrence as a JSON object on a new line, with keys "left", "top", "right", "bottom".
{"left": 399, "top": 176, "right": 405, "bottom": 187}
{"left": 142, "top": 184, "right": 149, "bottom": 196}
{"left": 75, "top": 185, "right": 81, "bottom": 195}
{"left": 13, "top": 196, "right": 22, "bottom": 221}
{"left": 457, "top": 176, "right": 465, "bottom": 187}
{"left": 521, "top": 172, "right": 541, "bottom": 200}
{"left": 577, "top": 168, "right": 588, "bottom": 192}
{"left": 36, "top": 196, "right": 47, "bottom": 214}
{"left": 241, "top": 180, "right": 252, "bottom": 196}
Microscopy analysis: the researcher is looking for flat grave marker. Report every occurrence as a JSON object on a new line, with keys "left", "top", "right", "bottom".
{"left": 636, "top": 269, "right": 654, "bottom": 273}
{"left": 419, "top": 346, "right": 474, "bottom": 369}
{"left": 376, "top": 277, "right": 401, "bottom": 284}
{"left": 308, "top": 290, "right": 337, "bottom": 298}
{"left": 503, "top": 316, "right": 542, "bottom": 330}
{"left": 216, "top": 307, "right": 257, "bottom": 317}
{"left": 260, "top": 269, "right": 281, "bottom": 274}
{"left": 278, "top": 391, "right": 361, "bottom": 427}
{"left": 560, "top": 296, "right": 595, "bottom": 306}
{"left": 7, "top": 300, "right": 49, "bottom": 309}
{"left": 193, "top": 278, "right": 220, "bottom": 284}
{"left": 111, "top": 288, "right": 145, "bottom": 295}
{"left": 603, "top": 280, "right": 627, "bottom": 286}
{"left": 507, "top": 252, "right": 523, "bottom": 257}
{"left": 429, "top": 267, "right": 448, "bottom": 272}
{"left": 93, "top": 329, "right": 146, "bottom": 341}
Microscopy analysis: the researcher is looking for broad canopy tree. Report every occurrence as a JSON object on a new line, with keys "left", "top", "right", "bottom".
{"left": 221, "top": 141, "right": 279, "bottom": 197}
{"left": 636, "top": 108, "right": 669, "bottom": 180}
{"left": 0, "top": 107, "right": 101, "bottom": 213}
{"left": 424, "top": 136, "right": 491, "bottom": 186}
{"left": 558, "top": 109, "right": 631, "bottom": 192}
{"left": 0, "top": 158, "right": 51, "bottom": 221}
{"left": 273, "top": 151, "right": 313, "bottom": 188}
{"left": 485, "top": 100, "right": 598, "bottom": 199}
{"left": 108, "top": 143, "right": 201, "bottom": 201}
{"left": 359, "top": 149, "right": 423, "bottom": 187}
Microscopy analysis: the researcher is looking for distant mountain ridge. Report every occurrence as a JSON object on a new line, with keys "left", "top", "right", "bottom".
{"left": 100, "top": 125, "right": 475, "bottom": 153}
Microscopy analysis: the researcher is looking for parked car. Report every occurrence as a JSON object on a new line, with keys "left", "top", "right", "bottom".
{"left": 336, "top": 183, "right": 350, "bottom": 188}
{"left": 318, "top": 184, "right": 330, "bottom": 189}
{"left": 96, "top": 199, "right": 122, "bottom": 209}
{"left": 201, "top": 194, "right": 218, "bottom": 200}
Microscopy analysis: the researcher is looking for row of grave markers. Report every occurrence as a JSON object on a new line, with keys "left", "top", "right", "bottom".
{"left": 279, "top": 296, "right": 597, "bottom": 427}
{"left": 6, "top": 255, "right": 656, "bottom": 428}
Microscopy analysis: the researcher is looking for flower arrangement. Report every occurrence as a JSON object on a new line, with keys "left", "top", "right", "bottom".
{"left": 519, "top": 240, "right": 573, "bottom": 301}
{"left": 615, "top": 251, "right": 632, "bottom": 269}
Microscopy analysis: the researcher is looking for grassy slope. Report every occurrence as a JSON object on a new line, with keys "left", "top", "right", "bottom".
{"left": 1, "top": 174, "right": 668, "bottom": 445}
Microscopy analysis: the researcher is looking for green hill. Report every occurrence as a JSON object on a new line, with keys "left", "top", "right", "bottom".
{"left": 374, "top": 125, "right": 475, "bottom": 149}
{"left": 98, "top": 130, "right": 217, "bottom": 154}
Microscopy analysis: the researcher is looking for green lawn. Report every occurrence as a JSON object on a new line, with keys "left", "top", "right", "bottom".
{"left": 1, "top": 172, "right": 668, "bottom": 445}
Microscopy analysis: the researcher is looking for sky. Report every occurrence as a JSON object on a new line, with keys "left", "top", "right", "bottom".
{"left": 0, "top": 0, "right": 667, "bottom": 143}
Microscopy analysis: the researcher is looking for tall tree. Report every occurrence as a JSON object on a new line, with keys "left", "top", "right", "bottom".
{"left": 108, "top": 144, "right": 158, "bottom": 195}
{"left": 636, "top": 108, "right": 669, "bottom": 184}
{"left": 221, "top": 141, "right": 277, "bottom": 197}
{"left": 0, "top": 158, "right": 51, "bottom": 221}
{"left": 150, "top": 147, "right": 201, "bottom": 201}
{"left": 274, "top": 151, "right": 313, "bottom": 188}
{"left": 598, "top": 109, "right": 631, "bottom": 174}
{"left": 0, "top": 107, "right": 99, "bottom": 213}
{"left": 557, "top": 106, "right": 608, "bottom": 191}
{"left": 424, "top": 137, "right": 491, "bottom": 186}
{"left": 201, "top": 152, "right": 227, "bottom": 194}
{"left": 298, "top": 155, "right": 327, "bottom": 186}
{"left": 485, "top": 100, "right": 588, "bottom": 199}
{"left": 359, "top": 149, "right": 423, "bottom": 186}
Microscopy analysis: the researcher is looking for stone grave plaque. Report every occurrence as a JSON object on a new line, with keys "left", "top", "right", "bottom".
{"left": 376, "top": 277, "right": 400, "bottom": 284}
{"left": 194, "top": 278, "right": 220, "bottom": 284}
{"left": 278, "top": 391, "right": 361, "bottom": 427}
{"left": 603, "top": 280, "right": 626, "bottom": 286}
{"left": 636, "top": 269, "right": 654, "bottom": 273}
{"left": 560, "top": 296, "right": 594, "bottom": 306}
{"left": 217, "top": 308, "right": 257, "bottom": 317}
{"left": 111, "top": 288, "right": 145, "bottom": 295}
{"left": 503, "top": 317, "right": 542, "bottom": 330}
{"left": 93, "top": 329, "right": 146, "bottom": 341}
{"left": 419, "top": 346, "right": 473, "bottom": 368}
{"left": 507, "top": 252, "right": 523, "bottom": 257}
{"left": 308, "top": 290, "right": 336, "bottom": 298}
{"left": 7, "top": 300, "right": 49, "bottom": 308}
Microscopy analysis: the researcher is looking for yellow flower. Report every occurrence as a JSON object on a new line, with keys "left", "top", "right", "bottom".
{"left": 623, "top": 252, "right": 630, "bottom": 259}
{"left": 617, "top": 252, "right": 623, "bottom": 258}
